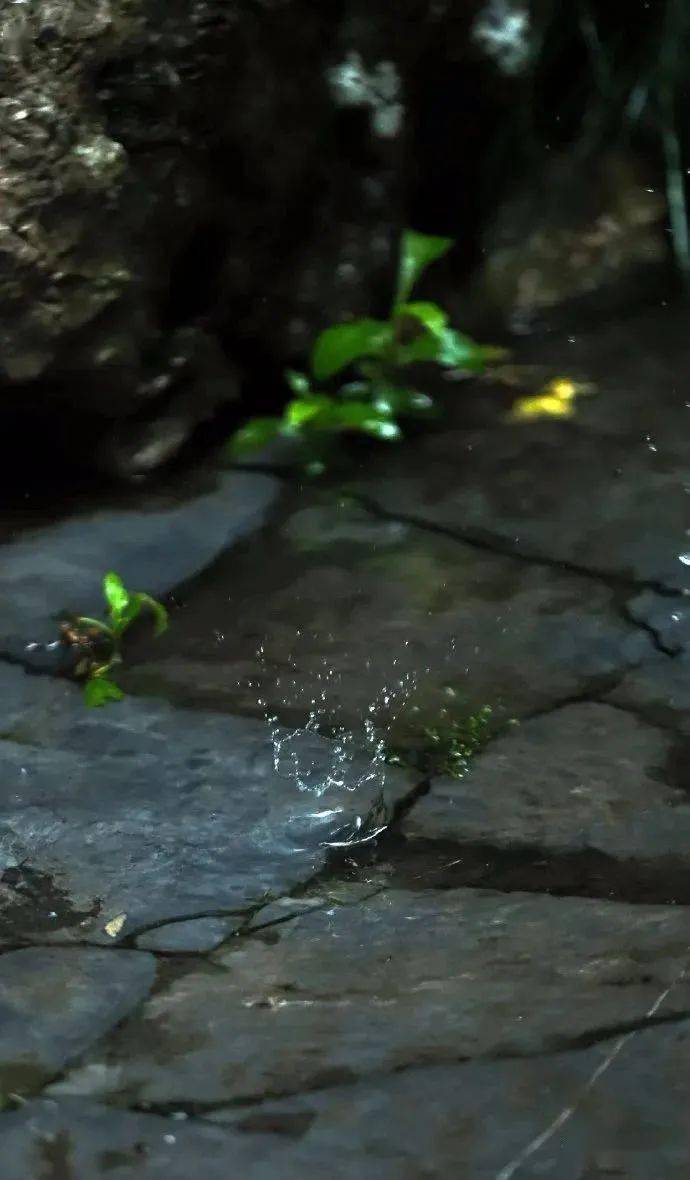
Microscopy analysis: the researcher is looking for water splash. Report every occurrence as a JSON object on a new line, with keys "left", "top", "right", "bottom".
{"left": 251, "top": 642, "right": 419, "bottom": 848}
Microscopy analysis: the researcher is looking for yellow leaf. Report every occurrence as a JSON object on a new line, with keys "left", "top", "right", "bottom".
{"left": 510, "top": 394, "right": 574, "bottom": 421}
{"left": 509, "top": 375, "right": 594, "bottom": 421}
{"left": 546, "top": 377, "right": 577, "bottom": 400}
{"left": 104, "top": 912, "right": 127, "bottom": 939}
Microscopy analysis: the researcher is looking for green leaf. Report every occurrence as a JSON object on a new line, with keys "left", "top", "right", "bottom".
{"left": 285, "top": 369, "right": 311, "bottom": 396}
{"left": 395, "top": 301, "right": 449, "bottom": 339}
{"left": 311, "top": 320, "right": 392, "bottom": 381}
{"left": 314, "top": 400, "right": 383, "bottom": 429}
{"left": 308, "top": 400, "right": 401, "bottom": 440}
{"left": 437, "top": 328, "right": 493, "bottom": 370}
{"left": 285, "top": 396, "right": 332, "bottom": 428}
{"left": 133, "top": 592, "right": 168, "bottom": 637}
{"left": 110, "top": 597, "right": 141, "bottom": 638}
{"left": 395, "top": 230, "right": 454, "bottom": 306}
{"left": 84, "top": 675, "right": 125, "bottom": 708}
{"left": 103, "top": 572, "right": 129, "bottom": 618}
{"left": 229, "top": 417, "right": 283, "bottom": 456}
{"left": 396, "top": 331, "right": 442, "bottom": 365}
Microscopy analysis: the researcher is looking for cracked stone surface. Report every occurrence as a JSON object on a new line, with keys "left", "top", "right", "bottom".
{"left": 2, "top": 307, "right": 690, "bottom": 1174}
{"left": 206, "top": 1021, "right": 690, "bottom": 1180}
{"left": 0, "top": 1098, "right": 286, "bottom": 1180}
{"left": 123, "top": 496, "right": 651, "bottom": 734}
{"left": 134, "top": 918, "right": 239, "bottom": 954}
{"left": 0, "top": 469, "right": 279, "bottom": 645}
{"left": 0, "top": 948, "right": 155, "bottom": 1094}
{"left": 403, "top": 701, "right": 690, "bottom": 862}
{"left": 0, "top": 683, "right": 414, "bottom": 944}
{"left": 607, "top": 655, "right": 690, "bottom": 732}
{"left": 350, "top": 421, "right": 690, "bottom": 593}
{"left": 7, "top": 1022, "right": 690, "bottom": 1178}
{"left": 49, "top": 888, "right": 690, "bottom": 1107}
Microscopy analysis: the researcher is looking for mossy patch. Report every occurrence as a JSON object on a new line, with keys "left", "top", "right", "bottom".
{"left": 386, "top": 704, "right": 493, "bottom": 779}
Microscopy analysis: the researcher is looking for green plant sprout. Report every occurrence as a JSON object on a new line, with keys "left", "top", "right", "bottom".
{"left": 386, "top": 705, "right": 493, "bottom": 780}
{"left": 66, "top": 572, "right": 168, "bottom": 707}
{"left": 230, "top": 230, "right": 505, "bottom": 458}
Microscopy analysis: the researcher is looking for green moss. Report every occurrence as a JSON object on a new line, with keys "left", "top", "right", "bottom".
{"left": 386, "top": 704, "right": 493, "bottom": 779}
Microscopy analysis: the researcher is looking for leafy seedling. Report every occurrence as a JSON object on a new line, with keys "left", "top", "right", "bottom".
{"left": 65, "top": 572, "right": 168, "bottom": 707}
{"left": 229, "top": 229, "right": 506, "bottom": 461}
{"left": 386, "top": 705, "right": 493, "bottom": 779}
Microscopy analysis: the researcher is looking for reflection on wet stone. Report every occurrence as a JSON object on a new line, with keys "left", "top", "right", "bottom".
{"left": 1, "top": 6, "right": 690, "bottom": 1166}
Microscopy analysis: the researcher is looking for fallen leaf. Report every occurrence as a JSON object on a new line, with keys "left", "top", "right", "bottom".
{"left": 104, "top": 912, "right": 127, "bottom": 939}
{"left": 509, "top": 375, "right": 594, "bottom": 422}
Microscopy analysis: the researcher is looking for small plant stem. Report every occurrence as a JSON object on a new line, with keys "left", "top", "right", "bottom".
{"left": 75, "top": 617, "right": 115, "bottom": 638}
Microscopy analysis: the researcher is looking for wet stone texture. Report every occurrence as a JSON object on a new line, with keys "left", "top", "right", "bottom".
{"left": 2, "top": 308, "right": 690, "bottom": 1174}
{"left": 47, "top": 889, "right": 690, "bottom": 1107}
{"left": 122, "top": 496, "right": 651, "bottom": 736}
{"left": 0, "top": 682, "right": 415, "bottom": 944}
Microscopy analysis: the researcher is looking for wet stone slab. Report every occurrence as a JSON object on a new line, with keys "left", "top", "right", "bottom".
{"left": 0, "top": 675, "right": 415, "bottom": 945}
{"left": 48, "top": 887, "right": 690, "bottom": 1108}
{"left": 349, "top": 419, "right": 690, "bottom": 593}
{"left": 0, "top": 1098, "right": 286, "bottom": 1180}
{"left": 7, "top": 1022, "right": 690, "bottom": 1178}
{"left": 207, "top": 1021, "right": 690, "bottom": 1180}
{"left": 122, "top": 496, "right": 650, "bottom": 735}
{"left": 402, "top": 701, "right": 690, "bottom": 865}
{"left": 134, "top": 918, "right": 239, "bottom": 954}
{"left": 0, "top": 469, "right": 280, "bottom": 649}
{"left": 0, "top": 948, "right": 155, "bottom": 1096}
{"left": 607, "top": 654, "right": 690, "bottom": 734}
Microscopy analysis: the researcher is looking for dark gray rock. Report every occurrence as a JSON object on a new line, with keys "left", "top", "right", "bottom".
{"left": 207, "top": 1021, "right": 690, "bottom": 1180}
{"left": 0, "top": 665, "right": 83, "bottom": 739}
{"left": 626, "top": 589, "right": 690, "bottom": 655}
{"left": 0, "top": 469, "right": 279, "bottom": 644}
{"left": 0, "top": 948, "right": 155, "bottom": 1095}
{"left": 607, "top": 655, "right": 690, "bottom": 734}
{"left": 49, "top": 887, "right": 690, "bottom": 1107}
{"left": 0, "top": 1098, "right": 285, "bottom": 1180}
{"left": 403, "top": 701, "right": 690, "bottom": 862}
{"left": 349, "top": 420, "right": 690, "bottom": 592}
{"left": 10, "top": 1023, "right": 690, "bottom": 1178}
{"left": 122, "top": 496, "right": 650, "bottom": 735}
{"left": 0, "top": 691, "right": 415, "bottom": 943}
{"left": 134, "top": 918, "right": 238, "bottom": 953}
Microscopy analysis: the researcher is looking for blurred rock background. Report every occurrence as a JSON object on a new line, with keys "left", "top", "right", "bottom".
{"left": 0, "top": 0, "right": 681, "bottom": 479}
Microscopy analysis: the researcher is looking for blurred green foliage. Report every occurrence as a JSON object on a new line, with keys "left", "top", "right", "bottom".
{"left": 230, "top": 230, "right": 504, "bottom": 462}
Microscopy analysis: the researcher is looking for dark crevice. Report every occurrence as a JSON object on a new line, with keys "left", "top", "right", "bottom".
{"left": 620, "top": 599, "right": 680, "bottom": 658}
{"left": 388, "top": 775, "right": 432, "bottom": 825}
{"left": 662, "top": 736, "right": 690, "bottom": 800}
{"left": 117, "top": 907, "right": 251, "bottom": 951}
{"left": 118, "top": 1010, "right": 690, "bottom": 1125}
{"left": 558, "top": 1010, "right": 690, "bottom": 1053}
{"left": 17, "top": 984, "right": 690, "bottom": 1125}
{"left": 311, "top": 833, "right": 690, "bottom": 906}
{"left": 238, "top": 889, "right": 384, "bottom": 939}
{"left": 516, "top": 673, "right": 630, "bottom": 723}
{"left": 602, "top": 696, "right": 687, "bottom": 738}
{"left": 230, "top": 776, "right": 431, "bottom": 937}
{"left": 353, "top": 493, "right": 685, "bottom": 605}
